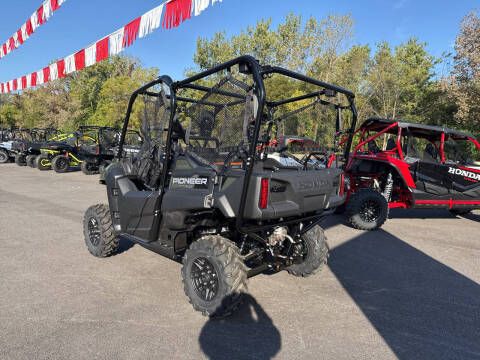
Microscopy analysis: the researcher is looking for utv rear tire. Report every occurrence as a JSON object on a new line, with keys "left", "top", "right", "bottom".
{"left": 26, "top": 155, "right": 37, "bottom": 168}
{"left": 287, "top": 225, "right": 328, "bottom": 277}
{"left": 52, "top": 155, "right": 70, "bottom": 173}
{"left": 182, "top": 235, "right": 248, "bottom": 318}
{"left": 36, "top": 154, "right": 51, "bottom": 170}
{"left": 81, "top": 161, "right": 99, "bottom": 175}
{"left": 347, "top": 189, "right": 389, "bottom": 231}
{"left": 15, "top": 154, "right": 26, "bottom": 166}
{"left": 83, "top": 204, "right": 118, "bottom": 257}
{"left": 0, "top": 149, "right": 9, "bottom": 163}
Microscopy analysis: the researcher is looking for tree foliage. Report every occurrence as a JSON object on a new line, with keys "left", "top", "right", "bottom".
{"left": 448, "top": 11, "right": 480, "bottom": 136}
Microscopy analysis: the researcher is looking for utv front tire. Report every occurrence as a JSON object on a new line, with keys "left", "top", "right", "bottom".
{"left": 182, "top": 235, "right": 248, "bottom": 318}
{"left": 36, "top": 154, "right": 51, "bottom": 170}
{"left": 52, "top": 155, "right": 70, "bottom": 173}
{"left": 81, "top": 161, "right": 99, "bottom": 175}
{"left": 83, "top": 204, "right": 118, "bottom": 257}
{"left": 26, "top": 155, "right": 37, "bottom": 168}
{"left": 346, "top": 189, "right": 389, "bottom": 231}
{"left": 287, "top": 225, "right": 328, "bottom": 277}
{"left": 15, "top": 154, "right": 26, "bottom": 166}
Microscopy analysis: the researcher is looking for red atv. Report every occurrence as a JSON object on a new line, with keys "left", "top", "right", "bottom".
{"left": 342, "top": 118, "right": 480, "bottom": 230}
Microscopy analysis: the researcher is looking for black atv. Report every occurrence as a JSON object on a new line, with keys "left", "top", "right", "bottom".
{"left": 83, "top": 56, "right": 357, "bottom": 317}
{"left": 13, "top": 128, "right": 60, "bottom": 167}
{"left": 80, "top": 127, "right": 142, "bottom": 176}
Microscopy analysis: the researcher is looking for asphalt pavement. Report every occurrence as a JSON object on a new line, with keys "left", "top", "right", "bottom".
{"left": 0, "top": 163, "right": 479, "bottom": 360}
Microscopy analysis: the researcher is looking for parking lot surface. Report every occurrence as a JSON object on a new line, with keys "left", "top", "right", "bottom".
{"left": 1, "top": 164, "right": 479, "bottom": 360}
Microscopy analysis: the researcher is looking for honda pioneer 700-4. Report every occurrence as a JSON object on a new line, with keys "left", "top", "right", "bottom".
{"left": 343, "top": 118, "right": 480, "bottom": 230}
{"left": 83, "top": 56, "right": 358, "bottom": 317}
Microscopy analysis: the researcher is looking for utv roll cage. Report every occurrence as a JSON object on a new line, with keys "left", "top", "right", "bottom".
{"left": 349, "top": 118, "right": 480, "bottom": 165}
{"left": 116, "top": 55, "right": 357, "bottom": 240}
{"left": 29, "top": 128, "right": 59, "bottom": 142}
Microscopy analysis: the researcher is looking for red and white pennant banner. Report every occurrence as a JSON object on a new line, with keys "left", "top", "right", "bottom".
{"left": 0, "top": 0, "right": 223, "bottom": 94}
{"left": 0, "top": 0, "right": 67, "bottom": 60}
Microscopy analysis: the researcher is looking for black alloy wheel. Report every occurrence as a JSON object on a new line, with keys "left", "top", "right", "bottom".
{"left": 190, "top": 257, "right": 219, "bottom": 302}
{"left": 346, "top": 188, "right": 389, "bottom": 231}
{"left": 87, "top": 217, "right": 101, "bottom": 247}
{"left": 359, "top": 199, "right": 382, "bottom": 223}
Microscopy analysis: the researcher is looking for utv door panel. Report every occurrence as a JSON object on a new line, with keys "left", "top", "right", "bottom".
{"left": 446, "top": 166, "right": 480, "bottom": 199}
{"left": 414, "top": 162, "right": 451, "bottom": 197}
{"left": 107, "top": 171, "right": 161, "bottom": 242}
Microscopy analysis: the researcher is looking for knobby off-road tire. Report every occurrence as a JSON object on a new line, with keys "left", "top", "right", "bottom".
{"left": 347, "top": 188, "right": 389, "bottom": 231}
{"left": 81, "top": 161, "right": 99, "bottom": 175}
{"left": 15, "top": 154, "right": 26, "bottom": 166}
{"left": 36, "top": 154, "right": 51, "bottom": 171}
{"left": 450, "top": 209, "right": 472, "bottom": 216}
{"left": 83, "top": 204, "right": 119, "bottom": 257}
{"left": 0, "top": 149, "right": 9, "bottom": 163}
{"left": 287, "top": 225, "right": 329, "bottom": 277}
{"left": 52, "top": 155, "right": 70, "bottom": 173}
{"left": 26, "top": 155, "right": 37, "bottom": 168}
{"left": 182, "top": 235, "right": 248, "bottom": 318}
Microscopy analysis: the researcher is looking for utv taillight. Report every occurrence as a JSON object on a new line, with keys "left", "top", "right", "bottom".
{"left": 339, "top": 174, "right": 345, "bottom": 196}
{"left": 259, "top": 178, "right": 270, "bottom": 209}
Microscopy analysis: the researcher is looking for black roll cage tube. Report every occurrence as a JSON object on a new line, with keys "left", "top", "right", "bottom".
{"left": 116, "top": 55, "right": 358, "bottom": 241}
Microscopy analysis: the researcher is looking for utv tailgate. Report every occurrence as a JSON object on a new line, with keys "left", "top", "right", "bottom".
{"left": 219, "top": 168, "right": 345, "bottom": 220}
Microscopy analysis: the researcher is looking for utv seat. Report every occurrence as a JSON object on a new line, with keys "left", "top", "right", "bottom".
{"left": 368, "top": 141, "right": 380, "bottom": 153}
{"left": 422, "top": 143, "right": 439, "bottom": 163}
{"left": 386, "top": 138, "right": 396, "bottom": 151}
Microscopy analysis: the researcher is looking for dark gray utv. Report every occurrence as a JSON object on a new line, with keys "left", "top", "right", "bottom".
{"left": 83, "top": 56, "right": 358, "bottom": 317}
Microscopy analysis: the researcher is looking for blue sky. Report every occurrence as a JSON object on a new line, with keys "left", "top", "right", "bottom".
{"left": 0, "top": 0, "right": 478, "bottom": 83}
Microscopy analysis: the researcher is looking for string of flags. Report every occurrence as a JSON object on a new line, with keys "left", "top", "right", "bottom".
{"left": 0, "top": 0, "right": 223, "bottom": 94}
{"left": 0, "top": 0, "right": 67, "bottom": 60}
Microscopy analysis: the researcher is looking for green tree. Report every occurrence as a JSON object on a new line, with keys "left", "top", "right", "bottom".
{"left": 365, "top": 39, "right": 436, "bottom": 121}
{"left": 449, "top": 11, "right": 480, "bottom": 135}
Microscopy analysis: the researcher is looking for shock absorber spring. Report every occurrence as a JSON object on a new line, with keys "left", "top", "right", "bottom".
{"left": 383, "top": 173, "right": 393, "bottom": 201}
